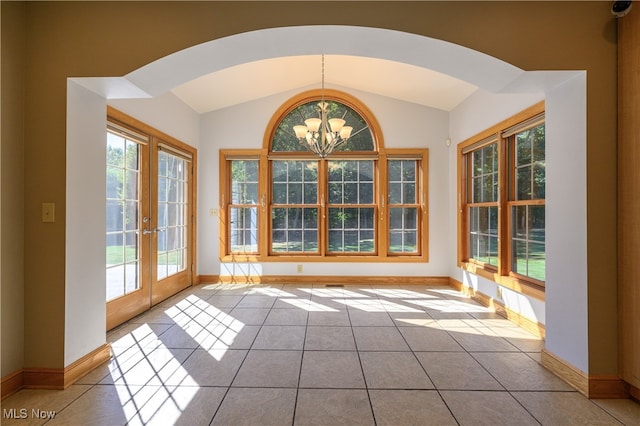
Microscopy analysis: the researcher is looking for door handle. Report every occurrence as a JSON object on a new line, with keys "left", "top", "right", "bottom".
{"left": 143, "top": 228, "right": 161, "bottom": 235}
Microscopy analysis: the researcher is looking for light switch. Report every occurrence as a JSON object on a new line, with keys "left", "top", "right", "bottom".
{"left": 209, "top": 208, "right": 218, "bottom": 217}
{"left": 42, "top": 202, "right": 55, "bottom": 223}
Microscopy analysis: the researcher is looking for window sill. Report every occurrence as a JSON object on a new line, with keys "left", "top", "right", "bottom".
{"left": 221, "top": 254, "right": 429, "bottom": 263}
{"left": 459, "top": 261, "right": 545, "bottom": 301}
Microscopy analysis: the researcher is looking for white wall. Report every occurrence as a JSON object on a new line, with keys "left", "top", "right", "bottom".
{"left": 65, "top": 81, "right": 107, "bottom": 365}
{"left": 65, "top": 83, "right": 200, "bottom": 365}
{"left": 544, "top": 73, "right": 588, "bottom": 372}
{"left": 448, "top": 89, "right": 547, "bottom": 325}
{"left": 198, "top": 86, "right": 451, "bottom": 278}
{"left": 109, "top": 92, "right": 200, "bottom": 149}
{"left": 447, "top": 77, "right": 589, "bottom": 376}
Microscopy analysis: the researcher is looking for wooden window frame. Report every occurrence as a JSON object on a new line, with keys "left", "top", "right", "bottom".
{"left": 219, "top": 90, "right": 428, "bottom": 263}
{"left": 457, "top": 101, "right": 545, "bottom": 300}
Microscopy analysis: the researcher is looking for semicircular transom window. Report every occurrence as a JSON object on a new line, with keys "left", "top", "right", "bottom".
{"left": 271, "top": 98, "right": 376, "bottom": 153}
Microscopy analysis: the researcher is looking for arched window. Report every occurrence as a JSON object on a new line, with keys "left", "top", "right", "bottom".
{"left": 220, "top": 89, "right": 428, "bottom": 262}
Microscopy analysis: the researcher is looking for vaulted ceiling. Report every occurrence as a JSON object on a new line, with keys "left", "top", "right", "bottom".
{"left": 170, "top": 55, "right": 478, "bottom": 113}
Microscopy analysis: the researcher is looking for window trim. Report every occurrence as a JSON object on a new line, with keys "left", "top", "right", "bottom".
{"left": 218, "top": 89, "right": 429, "bottom": 263}
{"left": 220, "top": 148, "right": 428, "bottom": 263}
{"left": 457, "top": 101, "right": 545, "bottom": 300}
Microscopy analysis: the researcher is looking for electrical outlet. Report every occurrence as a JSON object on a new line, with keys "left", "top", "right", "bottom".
{"left": 209, "top": 208, "right": 218, "bottom": 217}
{"left": 42, "top": 202, "right": 56, "bottom": 223}
{"left": 297, "top": 264, "right": 303, "bottom": 273}
{"left": 496, "top": 286, "right": 503, "bottom": 300}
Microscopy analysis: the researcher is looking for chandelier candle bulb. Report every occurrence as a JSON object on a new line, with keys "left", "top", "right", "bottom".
{"left": 329, "top": 118, "right": 345, "bottom": 132}
{"left": 305, "top": 118, "right": 322, "bottom": 132}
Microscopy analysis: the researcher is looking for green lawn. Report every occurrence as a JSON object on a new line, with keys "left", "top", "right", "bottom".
{"left": 107, "top": 246, "right": 182, "bottom": 266}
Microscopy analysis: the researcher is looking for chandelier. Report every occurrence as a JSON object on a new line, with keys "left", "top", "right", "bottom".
{"left": 293, "top": 55, "right": 353, "bottom": 158}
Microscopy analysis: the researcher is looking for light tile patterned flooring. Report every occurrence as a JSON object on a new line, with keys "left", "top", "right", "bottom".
{"left": 3, "top": 283, "right": 640, "bottom": 425}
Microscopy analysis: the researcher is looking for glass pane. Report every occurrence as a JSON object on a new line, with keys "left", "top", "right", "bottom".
{"left": 511, "top": 204, "right": 545, "bottom": 281}
{"left": 472, "top": 177, "right": 481, "bottom": 203}
{"left": 389, "top": 183, "right": 402, "bottom": 204}
{"left": 231, "top": 161, "right": 260, "bottom": 205}
{"left": 304, "top": 208, "right": 318, "bottom": 228}
{"left": 106, "top": 200, "right": 123, "bottom": 233}
{"left": 489, "top": 206, "right": 498, "bottom": 236}
{"left": 106, "top": 167, "right": 123, "bottom": 199}
{"left": 360, "top": 161, "right": 374, "bottom": 181}
{"left": 272, "top": 208, "right": 286, "bottom": 229}
{"left": 273, "top": 162, "right": 287, "bottom": 182}
{"left": 304, "top": 183, "right": 317, "bottom": 204}
{"left": 124, "top": 262, "right": 139, "bottom": 294}
{"left": 157, "top": 252, "right": 168, "bottom": 280}
{"left": 230, "top": 207, "right": 258, "bottom": 253}
{"left": 360, "top": 182, "right": 374, "bottom": 204}
{"left": 513, "top": 205, "right": 527, "bottom": 239}
{"left": 107, "top": 133, "right": 125, "bottom": 167}
{"left": 124, "top": 201, "right": 138, "bottom": 231}
{"left": 389, "top": 160, "right": 417, "bottom": 206}
{"left": 287, "top": 208, "right": 302, "bottom": 228}
{"left": 389, "top": 160, "right": 402, "bottom": 182}
{"left": 512, "top": 240, "right": 528, "bottom": 276}
{"left": 403, "top": 183, "right": 416, "bottom": 204}
{"left": 106, "top": 130, "right": 142, "bottom": 301}
{"left": 514, "top": 123, "right": 545, "bottom": 201}
{"left": 272, "top": 183, "right": 287, "bottom": 204}
{"left": 469, "top": 143, "right": 498, "bottom": 203}
{"left": 288, "top": 230, "right": 302, "bottom": 251}
{"left": 271, "top": 161, "right": 317, "bottom": 205}
{"left": 516, "top": 165, "right": 532, "bottom": 200}
{"left": 344, "top": 183, "right": 358, "bottom": 204}
{"left": 481, "top": 175, "right": 493, "bottom": 202}
{"left": 528, "top": 242, "right": 546, "bottom": 281}
{"left": 530, "top": 205, "right": 545, "bottom": 242}
{"left": 124, "top": 170, "right": 138, "bottom": 200}
{"left": 344, "top": 208, "right": 358, "bottom": 229}
{"left": 472, "top": 150, "right": 482, "bottom": 177}
{"left": 389, "top": 207, "right": 418, "bottom": 253}
{"left": 403, "top": 231, "right": 417, "bottom": 252}
{"left": 328, "top": 230, "right": 343, "bottom": 252}
{"left": 289, "top": 183, "right": 303, "bottom": 204}
{"left": 359, "top": 230, "right": 375, "bottom": 253}
{"left": 157, "top": 151, "right": 188, "bottom": 279}
{"left": 403, "top": 160, "right": 416, "bottom": 181}
{"left": 328, "top": 207, "right": 374, "bottom": 253}
{"left": 272, "top": 230, "right": 286, "bottom": 252}
{"left": 516, "top": 133, "right": 532, "bottom": 166}
{"left": 271, "top": 207, "right": 318, "bottom": 253}
{"left": 271, "top": 99, "right": 375, "bottom": 153}
{"left": 125, "top": 232, "right": 138, "bottom": 262}
{"left": 533, "top": 163, "right": 546, "bottom": 199}
{"left": 469, "top": 206, "right": 498, "bottom": 266}
{"left": 303, "top": 231, "right": 318, "bottom": 251}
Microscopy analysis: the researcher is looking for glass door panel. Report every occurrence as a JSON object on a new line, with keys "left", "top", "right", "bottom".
{"left": 106, "top": 128, "right": 151, "bottom": 330}
{"left": 106, "top": 114, "right": 195, "bottom": 330}
{"left": 157, "top": 150, "right": 188, "bottom": 279}
{"left": 151, "top": 146, "right": 193, "bottom": 305}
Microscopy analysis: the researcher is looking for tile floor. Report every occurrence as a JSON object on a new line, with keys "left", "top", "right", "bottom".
{"left": 2, "top": 283, "right": 639, "bottom": 425}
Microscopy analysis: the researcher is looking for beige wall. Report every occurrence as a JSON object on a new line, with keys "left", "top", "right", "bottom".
{"left": 1, "top": 1, "right": 26, "bottom": 377}
{"left": 1, "top": 1, "right": 618, "bottom": 375}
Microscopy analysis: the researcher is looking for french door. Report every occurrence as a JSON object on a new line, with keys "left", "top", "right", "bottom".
{"left": 106, "top": 114, "right": 195, "bottom": 330}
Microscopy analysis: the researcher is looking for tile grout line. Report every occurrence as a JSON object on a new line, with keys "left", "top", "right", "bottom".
{"left": 385, "top": 289, "right": 462, "bottom": 426}
{"left": 290, "top": 291, "right": 310, "bottom": 426}
{"left": 207, "top": 287, "right": 264, "bottom": 425}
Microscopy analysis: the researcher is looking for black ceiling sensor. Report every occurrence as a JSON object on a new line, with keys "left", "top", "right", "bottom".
{"left": 612, "top": 1, "right": 633, "bottom": 17}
